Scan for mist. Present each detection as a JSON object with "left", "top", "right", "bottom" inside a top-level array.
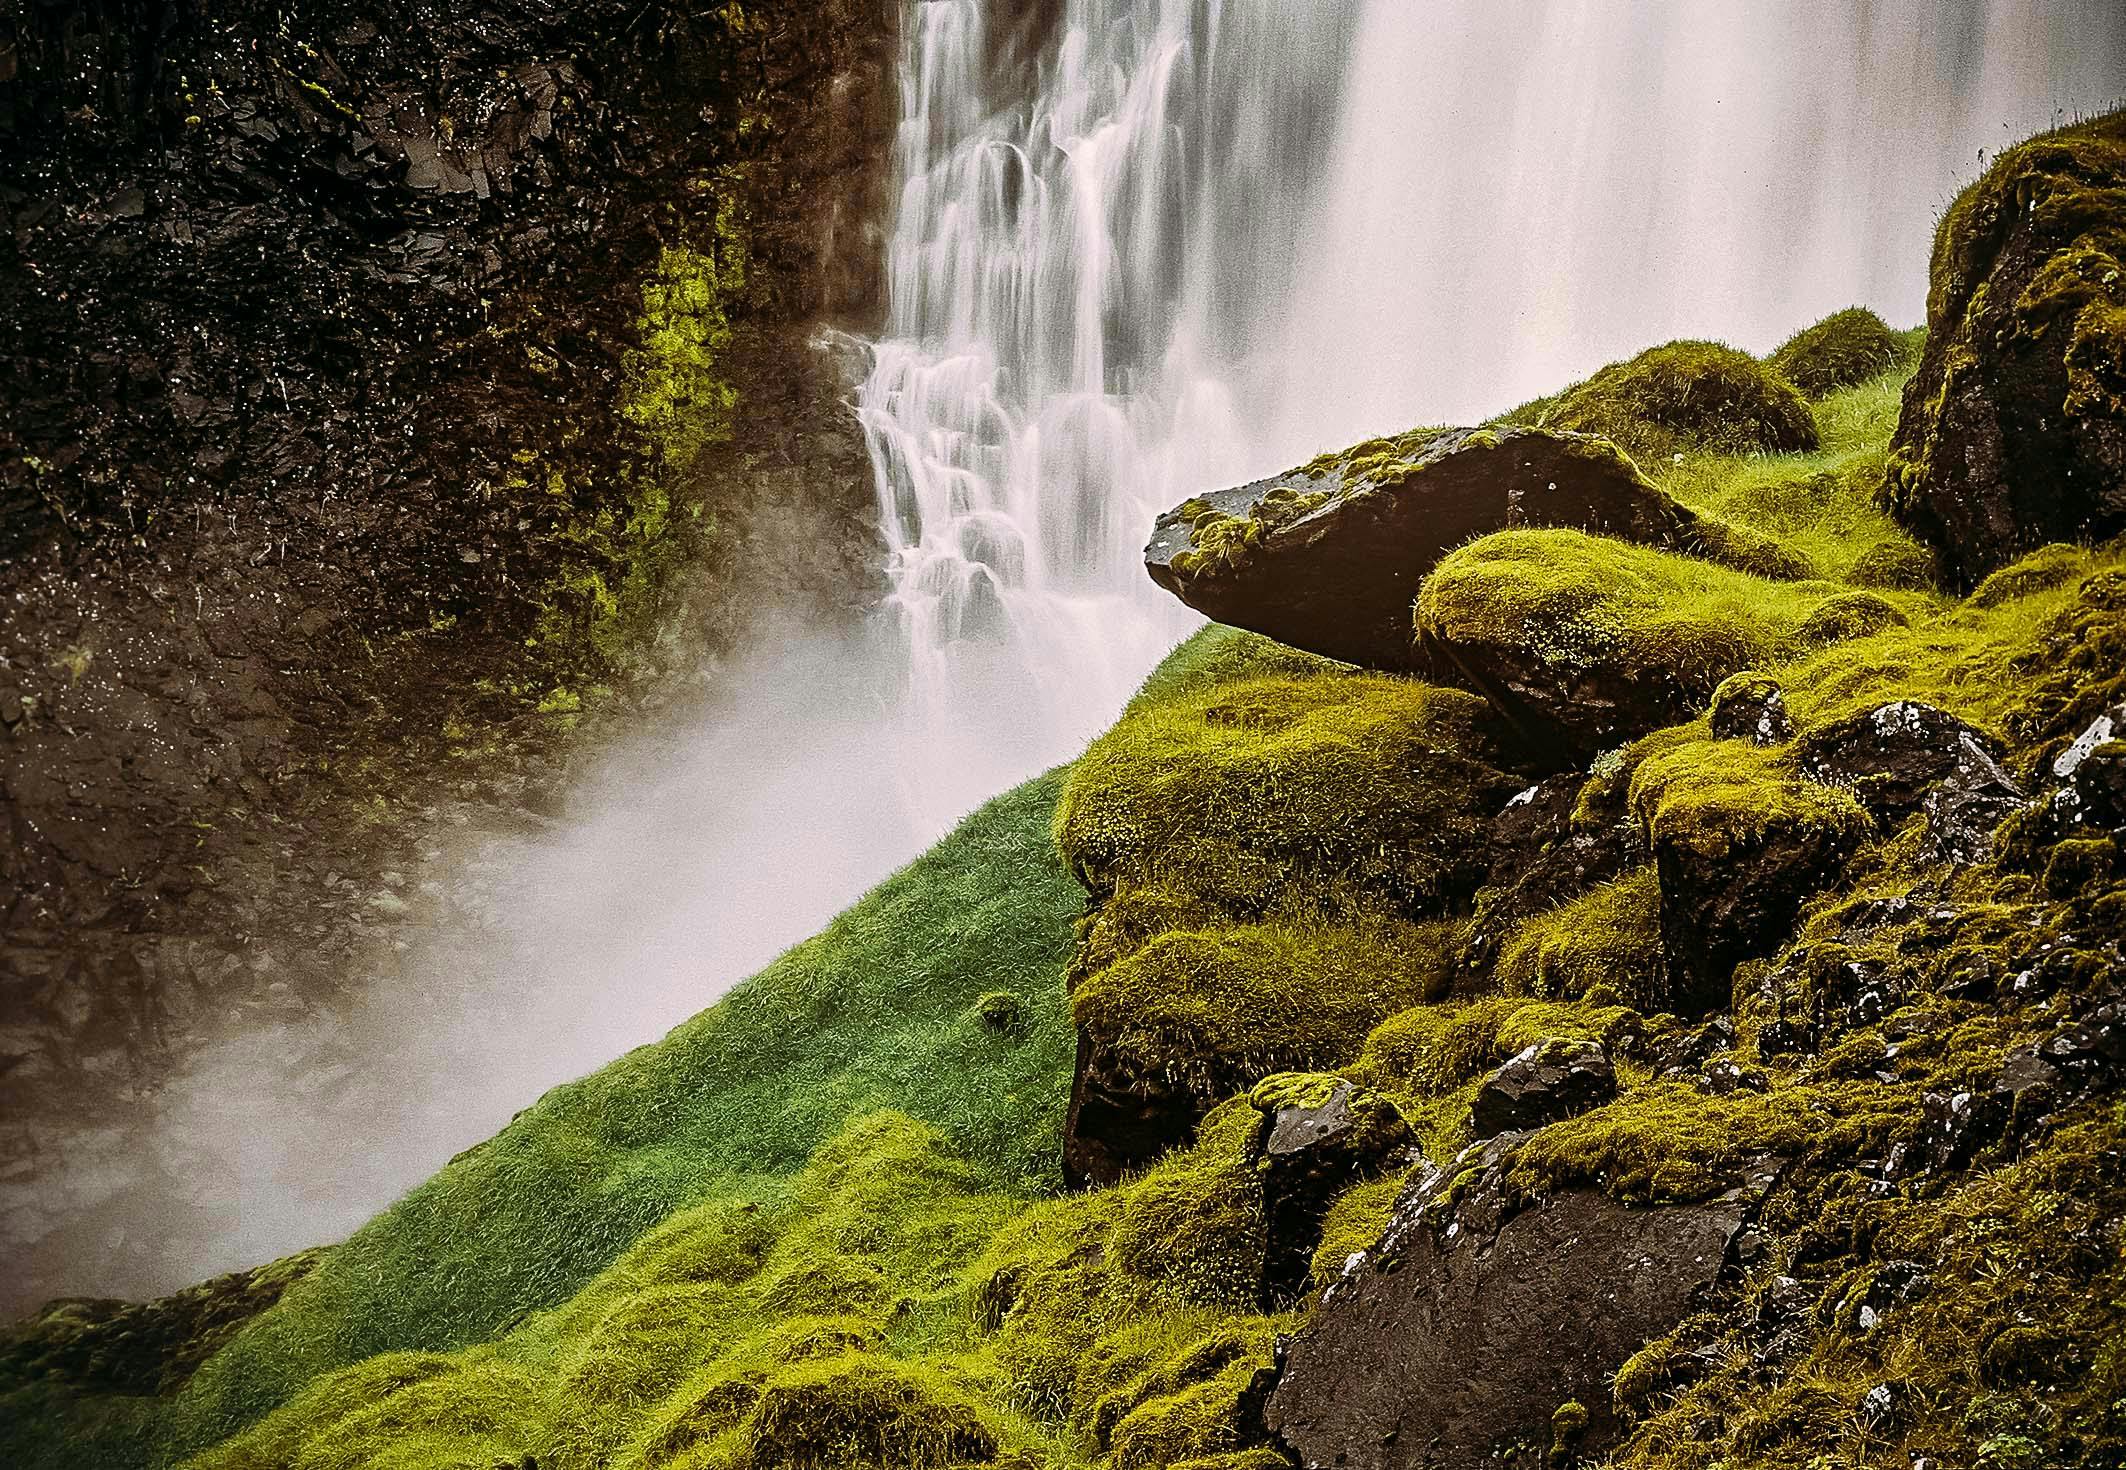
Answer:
[{"left": 2, "top": 620, "right": 1133, "bottom": 1311}]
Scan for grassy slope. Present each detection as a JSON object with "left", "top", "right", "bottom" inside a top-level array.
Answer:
[{"left": 3, "top": 767, "right": 1083, "bottom": 1465}]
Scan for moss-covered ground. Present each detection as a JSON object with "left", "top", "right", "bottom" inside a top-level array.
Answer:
[{"left": 5, "top": 310, "right": 2123, "bottom": 1470}]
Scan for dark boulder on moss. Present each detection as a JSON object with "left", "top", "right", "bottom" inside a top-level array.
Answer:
[
  {"left": 1768, "top": 307, "right": 1911, "bottom": 397},
  {"left": 1248, "top": 1074, "right": 1414, "bottom": 1303},
  {"left": 1630, "top": 744, "right": 1871, "bottom": 1015},
  {"left": 1144, "top": 426, "right": 1720, "bottom": 669},
  {"left": 1267, "top": 1153, "right": 1749, "bottom": 1470},
  {"left": 1537, "top": 339, "right": 1819, "bottom": 459},
  {"left": 1885, "top": 111, "right": 2126, "bottom": 590},
  {"left": 1795, "top": 700, "right": 2024, "bottom": 840},
  {"left": 1470, "top": 1039, "right": 1618, "bottom": 1137}
]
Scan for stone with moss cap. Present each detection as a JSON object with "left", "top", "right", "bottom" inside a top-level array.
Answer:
[
  {"left": 1144, "top": 426, "right": 1734, "bottom": 670},
  {"left": 1885, "top": 109, "right": 2126, "bottom": 590},
  {"left": 1415, "top": 528, "right": 1924, "bottom": 763}
]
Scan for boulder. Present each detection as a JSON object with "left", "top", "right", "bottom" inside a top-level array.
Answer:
[
  {"left": 1707, "top": 672, "right": 1794, "bottom": 746},
  {"left": 1884, "top": 111, "right": 2126, "bottom": 589},
  {"left": 1267, "top": 1154, "right": 1749, "bottom": 1470},
  {"left": 1249, "top": 1074, "right": 1415, "bottom": 1303},
  {"left": 1469, "top": 1040, "right": 1618, "bottom": 1137},
  {"left": 1794, "top": 701, "right": 2022, "bottom": 829},
  {"left": 1144, "top": 426, "right": 1712, "bottom": 670}
]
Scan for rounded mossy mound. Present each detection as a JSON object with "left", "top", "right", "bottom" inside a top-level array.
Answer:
[
  {"left": 1767, "top": 307, "right": 1910, "bottom": 397},
  {"left": 1414, "top": 528, "right": 1919, "bottom": 757},
  {"left": 1055, "top": 673, "right": 1515, "bottom": 914},
  {"left": 1071, "top": 919, "right": 1457, "bottom": 1109},
  {"left": 1494, "top": 867, "right": 1666, "bottom": 1011},
  {"left": 1542, "top": 339, "right": 1819, "bottom": 458}
]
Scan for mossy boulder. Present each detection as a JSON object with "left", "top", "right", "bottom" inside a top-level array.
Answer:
[
  {"left": 1143, "top": 425, "right": 1725, "bottom": 670},
  {"left": 1249, "top": 1074, "right": 1414, "bottom": 1301},
  {"left": 1767, "top": 307, "right": 1912, "bottom": 397},
  {"left": 1885, "top": 110, "right": 2126, "bottom": 589},
  {"left": 1056, "top": 673, "right": 1515, "bottom": 915},
  {"left": 1414, "top": 529, "right": 1915, "bottom": 761},
  {"left": 738, "top": 1353, "right": 998, "bottom": 1468},
  {"left": 1629, "top": 742, "right": 1871, "bottom": 1014},
  {"left": 1538, "top": 339, "right": 1819, "bottom": 459}
]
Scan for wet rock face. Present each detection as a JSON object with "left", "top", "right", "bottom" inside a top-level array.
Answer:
[
  {"left": 1268, "top": 1157, "right": 1747, "bottom": 1470},
  {"left": 1884, "top": 112, "right": 2126, "bottom": 590},
  {"left": 1249, "top": 1076, "right": 1415, "bottom": 1303},
  {"left": 1796, "top": 701, "right": 2023, "bottom": 830},
  {"left": 1470, "top": 1040, "right": 1617, "bottom": 1137},
  {"left": 1144, "top": 427, "right": 1705, "bottom": 670},
  {"left": 1654, "top": 815, "right": 1863, "bottom": 1019},
  {"left": 1462, "top": 777, "right": 1643, "bottom": 981}
]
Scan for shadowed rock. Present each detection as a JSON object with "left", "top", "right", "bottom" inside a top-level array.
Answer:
[
  {"left": 1885, "top": 111, "right": 2126, "bottom": 589},
  {"left": 1248, "top": 1074, "right": 1415, "bottom": 1303},
  {"left": 1144, "top": 427, "right": 1712, "bottom": 669},
  {"left": 1470, "top": 1040, "right": 1617, "bottom": 1137},
  {"left": 1268, "top": 1152, "right": 1751, "bottom": 1470}
]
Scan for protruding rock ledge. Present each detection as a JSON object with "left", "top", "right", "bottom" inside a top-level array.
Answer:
[{"left": 1144, "top": 426, "right": 1718, "bottom": 670}]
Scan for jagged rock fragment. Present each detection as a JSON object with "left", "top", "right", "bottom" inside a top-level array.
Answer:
[
  {"left": 1248, "top": 1074, "right": 1414, "bottom": 1302},
  {"left": 1469, "top": 1040, "right": 1617, "bottom": 1137}
]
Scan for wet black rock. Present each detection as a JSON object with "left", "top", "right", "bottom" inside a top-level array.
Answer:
[
  {"left": 1144, "top": 427, "right": 1713, "bottom": 670},
  {"left": 1461, "top": 776, "right": 1644, "bottom": 981},
  {"left": 1249, "top": 1075, "right": 1415, "bottom": 1303},
  {"left": 1707, "top": 672, "right": 1795, "bottom": 746},
  {"left": 1470, "top": 1040, "right": 1618, "bottom": 1137},
  {"left": 1884, "top": 112, "right": 2126, "bottom": 590},
  {"left": 1795, "top": 701, "right": 2023, "bottom": 828},
  {"left": 1267, "top": 1154, "right": 1749, "bottom": 1470}
]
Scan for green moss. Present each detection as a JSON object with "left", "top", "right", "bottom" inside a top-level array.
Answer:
[
  {"left": 1355, "top": 996, "right": 1644, "bottom": 1120},
  {"left": 1057, "top": 672, "right": 1511, "bottom": 914},
  {"left": 1767, "top": 307, "right": 1912, "bottom": 397},
  {"left": 1495, "top": 867, "right": 1665, "bottom": 1010},
  {"left": 1538, "top": 339, "right": 1818, "bottom": 459},
  {"left": 735, "top": 1353, "right": 998, "bottom": 1469},
  {"left": 1305, "top": 1173, "right": 1404, "bottom": 1290},
  {"left": 1628, "top": 735, "right": 1870, "bottom": 865},
  {"left": 1415, "top": 528, "right": 1923, "bottom": 743},
  {"left": 1073, "top": 918, "right": 1457, "bottom": 1108},
  {"left": 1506, "top": 1079, "right": 1909, "bottom": 1205}
]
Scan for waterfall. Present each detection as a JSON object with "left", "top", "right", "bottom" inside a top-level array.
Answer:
[{"left": 861, "top": 0, "right": 2126, "bottom": 825}]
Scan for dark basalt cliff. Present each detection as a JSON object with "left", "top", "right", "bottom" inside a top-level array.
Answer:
[{"left": 0, "top": 0, "right": 895, "bottom": 1311}]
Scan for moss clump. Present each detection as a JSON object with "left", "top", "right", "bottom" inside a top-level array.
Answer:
[
  {"left": 1057, "top": 672, "right": 1512, "bottom": 914},
  {"left": 1305, "top": 1173, "right": 1405, "bottom": 1290},
  {"left": 1073, "top": 919, "right": 1457, "bottom": 1111},
  {"left": 737, "top": 1353, "right": 998, "bottom": 1469},
  {"left": 1169, "top": 485, "right": 1336, "bottom": 580},
  {"left": 1415, "top": 528, "right": 1921, "bottom": 750},
  {"left": 1495, "top": 867, "right": 1665, "bottom": 1010},
  {"left": 1767, "top": 307, "right": 1911, "bottom": 397},
  {"left": 1540, "top": 339, "right": 1818, "bottom": 458}
]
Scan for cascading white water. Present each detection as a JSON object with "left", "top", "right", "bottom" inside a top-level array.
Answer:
[
  {"left": 862, "top": 1, "right": 2126, "bottom": 815},
  {"left": 857, "top": 0, "right": 1365, "bottom": 823}
]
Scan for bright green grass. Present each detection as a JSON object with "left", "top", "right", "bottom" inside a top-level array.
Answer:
[{"left": 1647, "top": 367, "right": 1936, "bottom": 588}]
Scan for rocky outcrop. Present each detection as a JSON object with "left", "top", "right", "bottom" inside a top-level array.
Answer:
[
  {"left": 1268, "top": 1151, "right": 1751, "bottom": 1470},
  {"left": 1144, "top": 427, "right": 1712, "bottom": 670},
  {"left": 1248, "top": 1074, "right": 1414, "bottom": 1303},
  {"left": 1470, "top": 1040, "right": 1618, "bottom": 1137},
  {"left": 1884, "top": 111, "right": 2126, "bottom": 589},
  {"left": 1795, "top": 700, "right": 2026, "bottom": 858}
]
